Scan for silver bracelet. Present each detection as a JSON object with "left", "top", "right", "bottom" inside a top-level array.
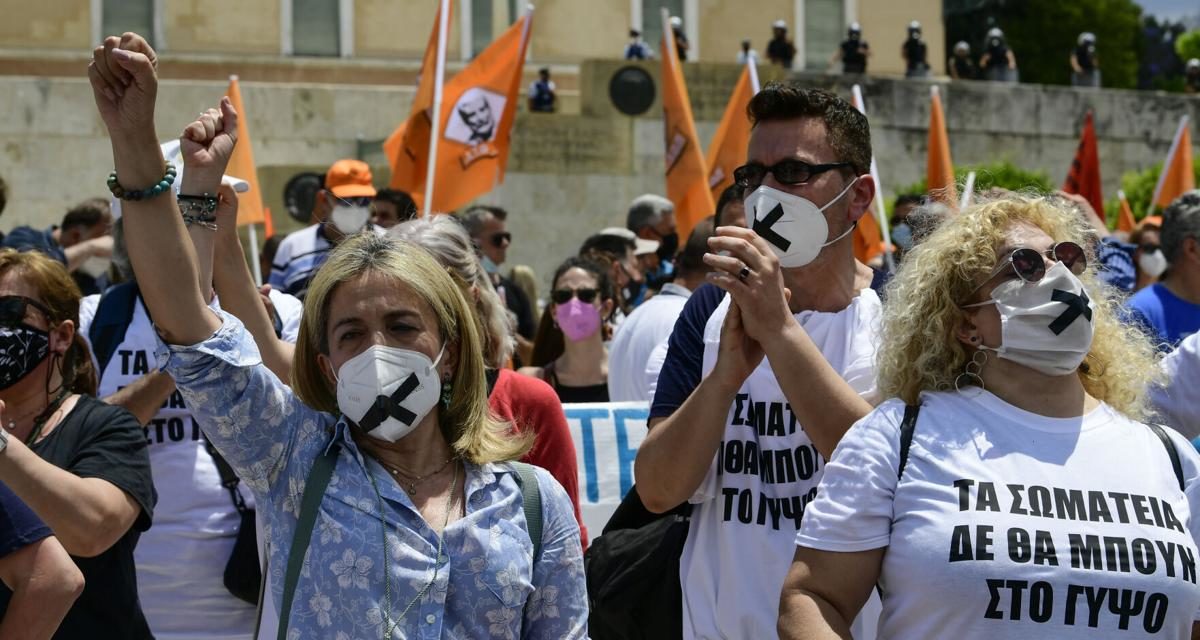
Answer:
[{"left": 182, "top": 213, "right": 218, "bottom": 231}]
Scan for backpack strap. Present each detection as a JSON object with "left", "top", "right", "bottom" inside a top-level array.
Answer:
[
  {"left": 277, "top": 443, "right": 340, "bottom": 640},
  {"left": 509, "top": 462, "right": 543, "bottom": 560},
  {"left": 896, "top": 404, "right": 921, "bottom": 480},
  {"left": 1147, "top": 423, "right": 1186, "bottom": 492},
  {"left": 204, "top": 436, "right": 250, "bottom": 514},
  {"left": 88, "top": 282, "right": 141, "bottom": 376}
]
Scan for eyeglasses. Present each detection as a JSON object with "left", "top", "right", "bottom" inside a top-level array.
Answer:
[
  {"left": 551, "top": 288, "right": 599, "bottom": 305},
  {"left": 336, "top": 196, "right": 373, "bottom": 208},
  {"left": 733, "top": 159, "right": 853, "bottom": 191},
  {"left": 967, "top": 241, "right": 1087, "bottom": 298},
  {"left": 1140, "top": 243, "right": 1160, "bottom": 254},
  {"left": 0, "top": 296, "right": 51, "bottom": 327},
  {"left": 490, "top": 232, "right": 512, "bottom": 248}
]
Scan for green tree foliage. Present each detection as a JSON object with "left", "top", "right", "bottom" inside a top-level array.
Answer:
[
  {"left": 946, "top": 0, "right": 1143, "bottom": 89},
  {"left": 897, "top": 160, "right": 1052, "bottom": 198},
  {"left": 1177, "top": 30, "right": 1200, "bottom": 62}
]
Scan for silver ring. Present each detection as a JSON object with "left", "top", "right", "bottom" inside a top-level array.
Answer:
[{"left": 738, "top": 265, "right": 751, "bottom": 282}]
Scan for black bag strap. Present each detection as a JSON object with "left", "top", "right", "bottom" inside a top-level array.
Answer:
[
  {"left": 896, "top": 404, "right": 921, "bottom": 480},
  {"left": 1147, "top": 423, "right": 1186, "bottom": 492},
  {"left": 277, "top": 444, "right": 340, "bottom": 640},
  {"left": 510, "top": 461, "right": 543, "bottom": 560},
  {"left": 88, "top": 281, "right": 140, "bottom": 376},
  {"left": 203, "top": 436, "right": 249, "bottom": 513}
]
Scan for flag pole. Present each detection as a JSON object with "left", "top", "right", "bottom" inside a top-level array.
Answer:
[
  {"left": 422, "top": 0, "right": 451, "bottom": 217},
  {"left": 851, "top": 84, "right": 895, "bottom": 273},
  {"left": 747, "top": 51, "right": 761, "bottom": 93},
  {"left": 248, "top": 223, "right": 262, "bottom": 286},
  {"left": 960, "top": 171, "right": 976, "bottom": 209}
]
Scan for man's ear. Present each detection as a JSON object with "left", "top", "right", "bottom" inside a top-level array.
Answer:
[{"left": 847, "top": 174, "right": 876, "bottom": 223}]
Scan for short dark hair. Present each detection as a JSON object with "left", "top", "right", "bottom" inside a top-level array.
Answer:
[
  {"left": 714, "top": 184, "right": 743, "bottom": 227},
  {"left": 457, "top": 205, "right": 508, "bottom": 237},
  {"left": 530, "top": 256, "right": 614, "bottom": 367},
  {"left": 375, "top": 188, "right": 417, "bottom": 222},
  {"left": 1161, "top": 190, "right": 1200, "bottom": 263},
  {"left": 676, "top": 217, "right": 713, "bottom": 277},
  {"left": 579, "top": 233, "right": 634, "bottom": 259},
  {"left": 0, "top": 174, "right": 7, "bottom": 217},
  {"left": 61, "top": 198, "right": 111, "bottom": 232},
  {"left": 746, "top": 84, "right": 872, "bottom": 176}
]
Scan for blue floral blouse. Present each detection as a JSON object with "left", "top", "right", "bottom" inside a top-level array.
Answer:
[{"left": 157, "top": 311, "right": 588, "bottom": 639}]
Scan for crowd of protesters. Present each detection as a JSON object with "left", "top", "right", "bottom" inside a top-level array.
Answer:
[{"left": 0, "top": 26, "right": 1196, "bottom": 640}]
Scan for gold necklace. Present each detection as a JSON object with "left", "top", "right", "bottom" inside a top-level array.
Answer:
[{"left": 380, "top": 456, "right": 454, "bottom": 495}]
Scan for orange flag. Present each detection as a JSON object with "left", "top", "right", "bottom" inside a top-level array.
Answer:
[
  {"left": 661, "top": 11, "right": 715, "bottom": 241},
  {"left": 225, "top": 76, "right": 265, "bottom": 225},
  {"left": 927, "top": 86, "right": 957, "bottom": 206},
  {"left": 1152, "top": 115, "right": 1195, "bottom": 210},
  {"left": 1062, "top": 111, "right": 1105, "bottom": 223},
  {"left": 705, "top": 58, "right": 759, "bottom": 203},
  {"left": 1116, "top": 190, "right": 1137, "bottom": 233},
  {"left": 384, "top": 0, "right": 451, "bottom": 208},
  {"left": 849, "top": 85, "right": 889, "bottom": 268},
  {"left": 388, "top": 8, "right": 531, "bottom": 213}
]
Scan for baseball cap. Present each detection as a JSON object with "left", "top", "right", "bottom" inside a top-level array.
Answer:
[
  {"left": 325, "top": 159, "right": 377, "bottom": 199},
  {"left": 599, "top": 226, "right": 659, "bottom": 256}
]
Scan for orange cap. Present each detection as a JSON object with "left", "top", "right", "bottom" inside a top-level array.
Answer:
[
  {"left": 1140, "top": 215, "right": 1163, "bottom": 230},
  {"left": 325, "top": 159, "right": 377, "bottom": 199}
]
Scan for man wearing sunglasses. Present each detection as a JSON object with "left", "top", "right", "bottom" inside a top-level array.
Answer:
[
  {"left": 267, "top": 159, "right": 381, "bottom": 300},
  {"left": 459, "top": 205, "right": 535, "bottom": 366},
  {"left": 1127, "top": 191, "right": 1200, "bottom": 349},
  {"left": 635, "top": 85, "right": 882, "bottom": 639}
]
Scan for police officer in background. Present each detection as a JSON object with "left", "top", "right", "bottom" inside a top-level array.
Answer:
[
  {"left": 902, "top": 21, "right": 929, "bottom": 78},
  {"left": 1186, "top": 59, "right": 1200, "bottom": 94},
  {"left": 670, "top": 15, "right": 690, "bottom": 61},
  {"left": 831, "top": 23, "right": 870, "bottom": 74},
  {"left": 1071, "top": 32, "right": 1100, "bottom": 87},
  {"left": 767, "top": 19, "right": 797, "bottom": 69},
  {"left": 979, "top": 27, "right": 1017, "bottom": 82},
  {"left": 948, "top": 41, "right": 976, "bottom": 80}
]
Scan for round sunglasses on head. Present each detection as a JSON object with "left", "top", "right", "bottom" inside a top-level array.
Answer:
[
  {"left": 0, "top": 296, "right": 51, "bottom": 327},
  {"left": 551, "top": 288, "right": 599, "bottom": 305}
]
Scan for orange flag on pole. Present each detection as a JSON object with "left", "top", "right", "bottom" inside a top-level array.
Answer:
[
  {"left": 1151, "top": 115, "right": 1195, "bottom": 210},
  {"left": 705, "top": 56, "right": 759, "bottom": 203},
  {"left": 388, "top": 6, "right": 531, "bottom": 213},
  {"left": 1062, "top": 111, "right": 1105, "bottom": 223},
  {"left": 927, "top": 86, "right": 957, "bottom": 206},
  {"left": 660, "top": 8, "right": 715, "bottom": 241},
  {"left": 384, "top": 0, "right": 451, "bottom": 211},
  {"left": 850, "top": 84, "right": 891, "bottom": 270},
  {"left": 225, "top": 76, "right": 265, "bottom": 226},
  {"left": 1116, "top": 189, "right": 1137, "bottom": 233}
]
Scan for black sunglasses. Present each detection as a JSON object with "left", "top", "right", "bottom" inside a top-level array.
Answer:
[
  {"left": 1140, "top": 243, "right": 1160, "bottom": 254},
  {"left": 733, "top": 159, "right": 853, "bottom": 191},
  {"left": 490, "top": 232, "right": 512, "bottom": 248},
  {"left": 551, "top": 288, "right": 599, "bottom": 305},
  {"left": 0, "top": 296, "right": 51, "bottom": 327},
  {"left": 967, "top": 241, "right": 1087, "bottom": 299}
]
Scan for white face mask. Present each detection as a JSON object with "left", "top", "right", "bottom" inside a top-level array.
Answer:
[
  {"left": 1138, "top": 249, "right": 1168, "bottom": 279},
  {"left": 743, "top": 178, "right": 859, "bottom": 268},
  {"left": 966, "top": 261, "right": 1096, "bottom": 376},
  {"left": 330, "top": 205, "right": 371, "bottom": 235},
  {"left": 335, "top": 344, "right": 446, "bottom": 442},
  {"left": 78, "top": 255, "right": 111, "bottom": 279}
]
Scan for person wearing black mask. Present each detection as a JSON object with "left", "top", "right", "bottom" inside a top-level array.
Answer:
[
  {"left": 979, "top": 27, "right": 1017, "bottom": 82},
  {"left": 902, "top": 21, "right": 929, "bottom": 78},
  {"left": 627, "top": 194, "right": 678, "bottom": 291},
  {"left": 948, "top": 41, "right": 975, "bottom": 80},
  {"left": 831, "top": 23, "right": 870, "bottom": 74},
  {"left": 1071, "top": 32, "right": 1100, "bottom": 87}
]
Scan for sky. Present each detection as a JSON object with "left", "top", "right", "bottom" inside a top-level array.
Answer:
[{"left": 1138, "top": 0, "right": 1200, "bottom": 24}]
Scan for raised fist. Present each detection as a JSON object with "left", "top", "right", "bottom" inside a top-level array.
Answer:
[
  {"left": 180, "top": 98, "right": 239, "bottom": 193},
  {"left": 88, "top": 33, "right": 159, "bottom": 136}
]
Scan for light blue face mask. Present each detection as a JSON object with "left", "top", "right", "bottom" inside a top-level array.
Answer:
[
  {"left": 480, "top": 255, "right": 500, "bottom": 275},
  {"left": 892, "top": 223, "right": 914, "bottom": 251}
]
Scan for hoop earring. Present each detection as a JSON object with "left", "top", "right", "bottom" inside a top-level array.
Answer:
[{"left": 954, "top": 349, "right": 988, "bottom": 392}]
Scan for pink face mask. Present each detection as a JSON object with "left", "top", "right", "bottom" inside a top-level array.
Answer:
[{"left": 555, "top": 299, "right": 602, "bottom": 342}]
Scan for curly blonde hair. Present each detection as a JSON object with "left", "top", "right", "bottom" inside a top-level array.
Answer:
[{"left": 877, "top": 194, "right": 1162, "bottom": 420}]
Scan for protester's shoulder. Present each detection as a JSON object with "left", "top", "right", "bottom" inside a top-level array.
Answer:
[
  {"left": 277, "top": 224, "right": 320, "bottom": 252},
  {"left": 680, "top": 282, "right": 725, "bottom": 322},
  {"left": 68, "top": 395, "right": 142, "bottom": 436},
  {"left": 78, "top": 293, "right": 102, "bottom": 333},
  {"left": 267, "top": 288, "right": 304, "bottom": 317},
  {"left": 1, "top": 226, "right": 42, "bottom": 247},
  {"left": 1127, "top": 284, "right": 1167, "bottom": 317},
  {"left": 497, "top": 368, "right": 560, "bottom": 408}
]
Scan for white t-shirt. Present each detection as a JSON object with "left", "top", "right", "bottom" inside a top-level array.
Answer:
[
  {"left": 797, "top": 390, "right": 1200, "bottom": 640},
  {"left": 682, "top": 289, "right": 881, "bottom": 639},
  {"left": 1152, "top": 332, "right": 1200, "bottom": 441},
  {"left": 608, "top": 283, "right": 691, "bottom": 402},
  {"left": 80, "top": 289, "right": 302, "bottom": 640}
]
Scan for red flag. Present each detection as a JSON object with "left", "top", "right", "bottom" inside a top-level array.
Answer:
[{"left": 1062, "top": 111, "right": 1105, "bottom": 222}]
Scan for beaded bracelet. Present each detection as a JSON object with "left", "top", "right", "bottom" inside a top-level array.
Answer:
[{"left": 107, "top": 163, "right": 177, "bottom": 201}]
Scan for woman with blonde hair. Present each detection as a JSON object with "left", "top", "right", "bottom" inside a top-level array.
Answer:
[
  {"left": 780, "top": 194, "right": 1200, "bottom": 639},
  {"left": 88, "top": 33, "right": 585, "bottom": 639}
]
